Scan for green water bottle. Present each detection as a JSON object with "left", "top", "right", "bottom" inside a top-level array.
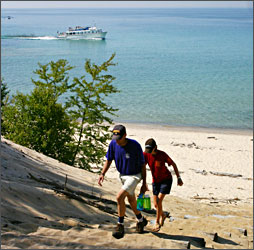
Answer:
[
  {"left": 137, "top": 193, "right": 144, "bottom": 211},
  {"left": 143, "top": 194, "right": 151, "bottom": 210}
]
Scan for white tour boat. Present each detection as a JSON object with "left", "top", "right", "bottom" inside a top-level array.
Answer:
[{"left": 57, "top": 26, "right": 107, "bottom": 40}]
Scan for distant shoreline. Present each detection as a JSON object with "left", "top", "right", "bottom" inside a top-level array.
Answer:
[
  {"left": 105, "top": 120, "right": 253, "bottom": 204},
  {"left": 112, "top": 120, "right": 253, "bottom": 136}
]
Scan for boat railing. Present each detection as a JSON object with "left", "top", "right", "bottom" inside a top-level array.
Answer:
[{"left": 59, "top": 25, "right": 105, "bottom": 36}]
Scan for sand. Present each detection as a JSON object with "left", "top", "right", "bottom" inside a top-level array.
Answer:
[{"left": 1, "top": 123, "right": 253, "bottom": 249}]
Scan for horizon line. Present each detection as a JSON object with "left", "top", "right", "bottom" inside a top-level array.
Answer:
[{"left": 2, "top": 6, "right": 252, "bottom": 9}]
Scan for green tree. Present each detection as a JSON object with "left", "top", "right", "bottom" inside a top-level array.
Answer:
[
  {"left": 1, "top": 78, "right": 10, "bottom": 134},
  {"left": 2, "top": 55, "right": 119, "bottom": 170},
  {"left": 2, "top": 60, "right": 76, "bottom": 164},
  {"left": 32, "top": 59, "right": 73, "bottom": 99},
  {"left": 1, "top": 78, "right": 10, "bottom": 107},
  {"left": 68, "top": 53, "right": 119, "bottom": 170}
]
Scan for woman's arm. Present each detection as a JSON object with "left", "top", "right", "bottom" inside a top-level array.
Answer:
[{"left": 171, "top": 161, "right": 183, "bottom": 186}]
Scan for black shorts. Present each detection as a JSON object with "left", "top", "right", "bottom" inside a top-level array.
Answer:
[{"left": 152, "top": 178, "right": 173, "bottom": 196}]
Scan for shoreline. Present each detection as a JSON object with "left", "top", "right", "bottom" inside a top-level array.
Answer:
[
  {"left": 106, "top": 121, "right": 253, "bottom": 204},
  {"left": 112, "top": 120, "right": 253, "bottom": 136}
]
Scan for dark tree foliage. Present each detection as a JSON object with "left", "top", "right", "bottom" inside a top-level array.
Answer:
[
  {"left": 2, "top": 60, "right": 76, "bottom": 164},
  {"left": 1, "top": 78, "right": 10, "bottom": 134},
  {"left": 2, "top": 55, "right": 119, "bottom": 170}
]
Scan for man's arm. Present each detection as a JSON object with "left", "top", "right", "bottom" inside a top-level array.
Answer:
[
  {"left": 98, "top": 160, "right": 112, "bottom": 186},
  {"left": 140, "top": 163, "right": 149, "bottom": 193}
]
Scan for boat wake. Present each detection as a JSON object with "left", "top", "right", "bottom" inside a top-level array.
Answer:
[
  {"left": 2, "top": 35, "right": 58, "bottom": 40},
  {"left": 2, "top": 35, "right": 105, "bottom": 41},
  {"left": 26, "top": 36, "right": 58, "bottom": 40}
]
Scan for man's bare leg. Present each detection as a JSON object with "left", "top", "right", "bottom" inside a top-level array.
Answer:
[{"left": 116, "top": 189, "right": 129, "bottom": 217}]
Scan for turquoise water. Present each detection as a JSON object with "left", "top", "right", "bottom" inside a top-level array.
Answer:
[{"left": 1, "top": 8, "right": 253, "bottom": 130}]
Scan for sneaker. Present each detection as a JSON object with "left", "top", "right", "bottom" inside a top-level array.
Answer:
[
  {"left": 112, "top": 223, "right": 124, "bottom": 239},
  {"left": 136, "top": 217, "right": 148, "bottom": 233}
]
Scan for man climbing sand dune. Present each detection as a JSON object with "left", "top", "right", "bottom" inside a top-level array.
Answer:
[{"left": 98, "top": 124, "right": 149, "bottom": 239}]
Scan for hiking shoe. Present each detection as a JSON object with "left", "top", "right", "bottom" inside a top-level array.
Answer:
[
  {"left": 112, "top": 223, "right": 124, "bottom": 239},
  {"left": 136, "top": 217, "right": 148, "bottom": 233}
]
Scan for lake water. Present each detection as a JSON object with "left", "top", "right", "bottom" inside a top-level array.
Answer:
[{"left": 1, "top": 8, "right": 253, "bottom": 130}]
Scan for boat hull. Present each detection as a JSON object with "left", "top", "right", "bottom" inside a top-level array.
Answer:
[{"left": 57, "top": 32, "right": 107, "bottom": 40}]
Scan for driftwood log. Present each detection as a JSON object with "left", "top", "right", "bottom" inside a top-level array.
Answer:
[{"left": 209, "top": 171, "right": 242, "bottom": 178}]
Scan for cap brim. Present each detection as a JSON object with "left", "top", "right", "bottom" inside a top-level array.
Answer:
[
  {"left": 112, "top": 134, "right": 122, "bottom": 140},
  {"left": 145, "top": 147, "right": 153, "bottom": 153}
]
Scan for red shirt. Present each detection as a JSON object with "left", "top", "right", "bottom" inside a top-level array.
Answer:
[{"left": 144, "top": 150, "right": 173, "bottom": 183}]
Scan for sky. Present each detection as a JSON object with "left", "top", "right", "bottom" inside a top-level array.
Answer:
[{"left": 1, "top": 1, "right": 253, "bottom": 9}]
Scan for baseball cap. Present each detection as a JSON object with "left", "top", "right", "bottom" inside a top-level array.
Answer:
[
  {"left": 145, "top": 138, "right": 156, "bottom": 153},
  {"left": 112, "top": 124, "right": 126, "bottom": 140}
]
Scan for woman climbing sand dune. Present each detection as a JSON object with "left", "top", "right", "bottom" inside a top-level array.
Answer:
[{"left": 143, "top": 138, "right": 183, "bottom": 232}]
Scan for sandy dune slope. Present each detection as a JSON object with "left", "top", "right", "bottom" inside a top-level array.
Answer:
[{"left": 1, "top": 124, "right": 253, "bottom": 249}]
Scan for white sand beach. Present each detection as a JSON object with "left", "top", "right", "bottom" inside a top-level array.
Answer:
[{"left": 1, "top": 123, "right": 253, "bottom": 249}]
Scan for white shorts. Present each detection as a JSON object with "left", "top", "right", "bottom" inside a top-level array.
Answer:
[{"left": 119, "top": 173, "right": 142, "bottom": 196}]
